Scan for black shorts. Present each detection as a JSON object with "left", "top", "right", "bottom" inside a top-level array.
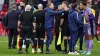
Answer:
[
  {"left": 20, "top": 26, "right": 32, "bottom": 39},
  {"left": 62, "top": 25, "right": 70, "bottom": 37},
  {"left": 34, "top": 26, "right": 45, "bottom": 38}
]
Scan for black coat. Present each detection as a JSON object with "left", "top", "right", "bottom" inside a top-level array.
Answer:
[{"left": 6, "top": 10, "right": 20, "bottom": 29}]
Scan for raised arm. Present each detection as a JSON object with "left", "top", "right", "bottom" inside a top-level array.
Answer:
[{"left": 48, "top": 10, "right": 64, "bottom": 15}]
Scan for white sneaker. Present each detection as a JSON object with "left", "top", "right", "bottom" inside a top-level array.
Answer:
[
  {"left": 98, "top": 41, "right": 100, "bottom": 43},
  {"left": 32, "top": 49, "right": 36, "bottom": 53},
  {"left": 68, "top": 52, "right": 74, "bottom": 55},
  {"left": 86, "top": 52, "right": 91, "bottom": 55},
  {"left": 44, "top": 40, "right": 46, "bottom": 44},
  {"left": 76, "top": 45, "right": 78, "bottom": 48},
  {"left": 79, "top": 50, "right": 84, "bottom": 53},
  {"left": 73, "top": 51, "right": 80, "bottom": 55},
  {"left": 22, "top": 45, "right": 26, "bottom": 48},
  {"left": 37, "top": 49, "right": 42, "bottom": 53}
]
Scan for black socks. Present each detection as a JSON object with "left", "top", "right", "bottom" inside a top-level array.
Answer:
[
  {"left": 19, "top": 39, "right": 23, "bottom": 51},
  {"left": 40, "top": 40, "right": 44, "bottom": 52},
  {"left": 26, "top": 40, "right": 30, "bottom": 52},
  {"left": 34, "top": 40, "right": 37, "bottom": 51},
  {"left": 64, "top": 39, "right": 67, "bottom": 52}
]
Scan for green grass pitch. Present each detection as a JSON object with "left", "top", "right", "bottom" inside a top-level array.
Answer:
[{"left": 0, "top": 36, "right": 100, "bottom": 56}]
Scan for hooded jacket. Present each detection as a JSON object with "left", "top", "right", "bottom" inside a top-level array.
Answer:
[{"left": 68, "top": 8, "right": 84, "bottom": 34}]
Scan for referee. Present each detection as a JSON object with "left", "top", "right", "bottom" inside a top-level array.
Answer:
[
  {"left": 32, "top": 4, "right": 45, "bottom": 53},
  {"left": 55, "top": 4, "right": 63, "bottom": 52},
  {"left": 17, "top": 5, "right": 36, "bottom": 54}
]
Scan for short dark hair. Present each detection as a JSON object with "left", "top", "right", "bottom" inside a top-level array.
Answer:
[
  {"left": 62, "top": 1, "right": 68, "bottom": 6},
  {"left": 80, "top": 1, "right": 87, "bottom": 6},
  {"left": 72, "top": 3, "right": 77, "bottom": 9},
  {"left": 12, "top": 4, "right": 17, "bottom": 9},
  {"left": 47, "top": 2, "right": 53, "bottom": 7},
  {"left": 62, "top": 1, "right": 68, "bottom": 5}
]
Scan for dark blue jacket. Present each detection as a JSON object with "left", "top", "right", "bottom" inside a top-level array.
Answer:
[
  {"left": 68, "top": 9, "right": 84, "bottom": 34},
  {"left": 79, "top": 10, "right": 84, "bottom": 22},
  {"left": 78, "top": 10, "right": 84, "bottom": 28},
  {"left": 6, "top": 10, "right": 20, "bottom": 29},
  {"left": 45, "top": 8, "right": 64, "bottom": 29}
]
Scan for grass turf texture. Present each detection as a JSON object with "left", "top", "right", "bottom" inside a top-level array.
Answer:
[{"left": 0, "top": 36, "right": 100, "bottom": 56}]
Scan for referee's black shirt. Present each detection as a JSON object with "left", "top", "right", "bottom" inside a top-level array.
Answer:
[
  {"left": 33, "top": 10, "right": 45, "bottom": 26},
  {"left": 19, "top": 11, "right": 34, "bottom": 27}
]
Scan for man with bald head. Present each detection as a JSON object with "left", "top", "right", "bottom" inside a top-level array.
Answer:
[{"left": 32, "top": 4, "right": 45, "bottom": 54}]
